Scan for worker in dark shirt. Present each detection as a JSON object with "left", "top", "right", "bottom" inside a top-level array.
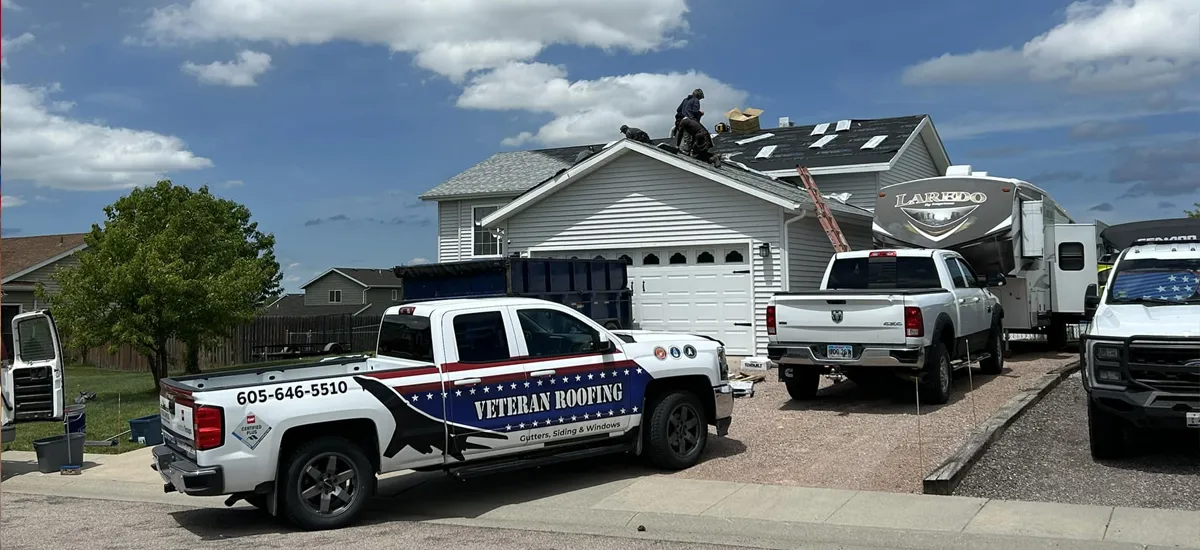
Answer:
[
  {"left": 619, "top": 125, "right": 652, "bottom": 144},
  {"left": 676, "top": 117, "right": 714, "bottom": 160},
  {"left": 676, "top": 89, "right": 704, "bottom": 123}
]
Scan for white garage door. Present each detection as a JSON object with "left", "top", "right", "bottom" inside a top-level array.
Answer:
[{"left": 540, "top": 246, "right": 755, "bottom": 355}]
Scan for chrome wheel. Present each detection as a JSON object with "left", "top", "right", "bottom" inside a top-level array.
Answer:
[
  {"left": 297, "top": 452, "right": 358, "bottom": 517},
  {"left": 667, "top": 403, "right": 702, "bottom": 457}
]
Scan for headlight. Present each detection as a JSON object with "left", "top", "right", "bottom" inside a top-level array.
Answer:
[
  {"left": 1094, "top": 345, "right": 1122, "bottom": 362},
  {"left": 1095, "top": 368, "right": 1123, "bottom": 384}
]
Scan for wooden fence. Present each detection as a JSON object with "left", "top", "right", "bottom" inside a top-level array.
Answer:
[{"left": 81, "top": 313, "right": 382, "bottom": 372}]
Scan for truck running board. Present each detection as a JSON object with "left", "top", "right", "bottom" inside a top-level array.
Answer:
[{"left": 448, "top": 442, "right": 633, "bottom": 481}]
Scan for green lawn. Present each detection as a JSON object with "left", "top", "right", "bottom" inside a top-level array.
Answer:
[{"left": 3, "top": 355, "right": 351, "bottom": 454}]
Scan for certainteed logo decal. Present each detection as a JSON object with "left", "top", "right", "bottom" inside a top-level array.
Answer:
[{"left": 894, "top": 191, "right": 988, "bottom": 242}]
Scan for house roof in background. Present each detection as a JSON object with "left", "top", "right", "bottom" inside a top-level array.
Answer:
[
  {"left": 260, "top": 294, "right": 370, "bottom": 317},
  {"left": 419, "top": 114, "right": 944, "bottom": 200},
  {"left": 1, "top": 233, "right": 89, "bottom": 283},
  {"left": 299, "top": 267, "right": 403, "bottom": 289}
]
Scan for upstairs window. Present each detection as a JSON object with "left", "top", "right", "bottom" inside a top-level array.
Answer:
[
  {"left": 472, "top": 206, "right": 502, "bottom": 256},
  {"left": 329, "top": 290, "right": 342, "bottom": 303}
]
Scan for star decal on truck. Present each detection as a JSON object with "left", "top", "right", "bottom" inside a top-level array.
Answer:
[{"left": 354, "top": 376, "right": 506, "bottom": 462}]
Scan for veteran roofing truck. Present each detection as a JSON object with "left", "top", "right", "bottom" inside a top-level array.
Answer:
[{"left": 873, "top": 165, "right": 1099, "bottom": 347}]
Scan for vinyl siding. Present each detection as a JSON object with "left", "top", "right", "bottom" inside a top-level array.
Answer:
[
  {"left": 303, "top": 273, "right": 366, "bottom": 306},
  {"left": 436, "top": 197, "right": 518, "bottom": 262},
  {"left": 879, "top": 133, "right": 941, "bottom": 188},
  {"left": 365, "top": 287, "right": 401, "bottom": 307},
  {"left": 2, "top": 291, "right": 37, "bottom": 311},
  {"left": 500, "top": 152, "right": 786, "bottom": 356},
  {"left": 13, "top": 255, "right": 81, "bottom": 295},
  {"left": 779, "top": 172, "right": 880, "bottom": 210}
]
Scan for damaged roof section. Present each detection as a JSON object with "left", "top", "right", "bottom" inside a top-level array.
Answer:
[{"left": 710, "top": 115, "right": 927, "bottom": 171}]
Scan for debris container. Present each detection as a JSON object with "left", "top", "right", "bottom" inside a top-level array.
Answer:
[
  {"left": 32, "top": 433, "right": 85, "bottom": 473},
  {"left": 64, "top": 403, "right": 86, "bottom": 435},
  {"left": 128, "top": 414, "right": 163, "bottom": 446}
]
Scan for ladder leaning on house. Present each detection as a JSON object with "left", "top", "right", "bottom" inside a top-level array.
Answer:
[{"left": 796, "top": 165, "right": 851, "bottom": 253}]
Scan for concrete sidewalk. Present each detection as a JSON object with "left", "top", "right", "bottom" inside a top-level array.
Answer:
[{"left": 3, "top": 449, "right": 1198, "bottom": 549}]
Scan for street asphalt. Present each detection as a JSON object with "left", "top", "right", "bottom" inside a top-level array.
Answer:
[{"left": 955, "top": 374, "right": 1200, "bottom": 510}]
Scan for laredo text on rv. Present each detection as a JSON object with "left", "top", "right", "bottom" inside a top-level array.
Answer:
[{"left": 873, "top": 165, "right": 1099, "bottom": 347}]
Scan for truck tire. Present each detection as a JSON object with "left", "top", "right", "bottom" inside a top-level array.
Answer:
[
  {"left": 644, "top": 390, "right": 708, "bottom": 470},
  {"left": 1088, "top": 400, "right": 1125, "bottom": 460},
  {"left": 281, "top": 436, "right": 376, "bottom": 531},
  {"left": 784, "top": 368, "right": 820, "bottom": 400},
  {"left": 919, "top": 342, "right": 953, "bottom": 405},
  {"left": 979, "top": 322, "right": 1004, "bottom": 375}
]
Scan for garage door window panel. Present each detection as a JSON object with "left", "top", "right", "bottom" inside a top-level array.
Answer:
[
  {"left": 724, "top": 250, "right": 745, "bottom": 264},
  {"left": 643, "top": 253, "right": 660, "bottom": 265},
  {"left": 518, "top": 308, "right": 604, "bottom": 358},
  {"left": 697, "top": 251, "right": 715, "bottom": 264},
  {"left": 453, "top": 311, "right": 512, "bottom": 363},
  {"left": 669, "top": 252, "right": 688, "bottom": 265}
]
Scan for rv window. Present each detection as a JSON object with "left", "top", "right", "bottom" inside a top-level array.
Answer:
[
  {"left": 1059, "top": 242, "right": 1086, "bottom": 271},
  {"left": 377, "top": 314, "right": 435, "bottom": 363},
  {"left": 827, "top": 256, "right": 941, "bottom": 290}
]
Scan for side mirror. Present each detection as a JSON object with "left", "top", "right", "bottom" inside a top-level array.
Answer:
[
  {"left": 595, "top": 331, "right": 614, "bottom": 353},
  {"left": 977, "top": 273, "right": 1006, "bottom": 287},
  {"left": 1084, "top": 286, "right": 1100, "bottom": 319}
]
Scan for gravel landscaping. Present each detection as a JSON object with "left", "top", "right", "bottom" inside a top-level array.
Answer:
[
  {"left": 659, "top": 344, "right": 1079, "bottom": 494},
  {"left": 954, "top": 374, "right": 1200, "bottom": 510}
]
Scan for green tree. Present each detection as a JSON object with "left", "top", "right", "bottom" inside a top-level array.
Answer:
[
  {"left": 1187, "top": 203, "right": 1199, "bottom": 218},
  {"left": 39, "top": 180, "right": 282, "bottom": 388}
]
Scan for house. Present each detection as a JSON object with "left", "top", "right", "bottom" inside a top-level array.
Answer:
[
  {"left": 1, "top": 232, "right": 89, "bottom": 355},
  {"left": 418, "top": 114, "right": 952, "bottom": 356},
  {"left": 261, "top": 267, "right": 404, "bottom": 317}
]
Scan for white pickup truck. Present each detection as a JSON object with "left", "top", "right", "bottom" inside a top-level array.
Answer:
[
  {"left": 767, "top": 249, "right": 1005, "bottom": 404},
  {"left": 153, "top": 297, "right": 733, "bottom": 530},
  {"left": 2, "top": 310, "right": 67, "bottom": 445}
]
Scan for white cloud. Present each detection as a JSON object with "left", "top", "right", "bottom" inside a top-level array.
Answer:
[
  {"left": 409, "top": 257, "right": 430, "bottom": 265},
  {"left": 223, "top": 179, "right": 244, "bottom": 187},
  {"left": 902, "top": 0, "right": 1200, "bottom": 92},
  {"left": 2, "top": 0, "right": 23, "bottom": 11},
  {"left": 1, "top": 32, "right": 35, "bottom": 69},
  {"left": 1, "top": 195, "right": 26, "bottom": 208},
  {"left": 143, "top": 0, "right": 689, "bottom": 82},
  {"left": 1, "top": 34, "right": 213, "bottom": 190},
  {"left": 182, "top": 50, "right": 272, "bottom": 87},
  {"left": 458, "top": 62, "right": 748, "bottom": 146},
  {"left": 939, "top": 101, "right": 1200, "bottom": 140}
]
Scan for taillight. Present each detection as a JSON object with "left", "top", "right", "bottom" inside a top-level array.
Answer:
[
  {"left": 869, "top": 251, "right": 897, "bottom": 258},
  {"left": 904, "top": 307, "right": 924, "bottom": 338},
  {"left": 194, "top": 405, "right": 225, "bottom": 451},
  {"left": 766, "top": 305, "right": 777, "bottom": 335}
]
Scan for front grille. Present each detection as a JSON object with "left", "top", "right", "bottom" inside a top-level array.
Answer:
[
  {"left": 1128, "top": 346, "right": 1200, "bottom": 367},
  {"left": 1127, "top": 344, "right": 1200, "bottom": 394},
  {"left": 11, "top": 366, "right": 54, "bottom": 419}
]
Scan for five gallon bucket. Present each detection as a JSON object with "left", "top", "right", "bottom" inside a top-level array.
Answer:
[
  {"left": 128, "top": 414, "right": 163, "bottom": 446},
  {"left": 65, "top": 403, "right": 86, "bottom": 435},
  {"left": 32, "top": 433, "right": 85, "bottom": 473}
]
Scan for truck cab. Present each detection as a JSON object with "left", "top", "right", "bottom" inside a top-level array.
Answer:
[
  {"left": 1, "top": 310, "right": 66, "bottom": 444},
  {"left": 1080, "top": 236, "right": 1200, "bottom": 459}
]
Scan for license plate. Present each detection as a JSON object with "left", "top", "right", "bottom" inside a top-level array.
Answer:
[
  {"left": 827, "top": 345, "right": 854, "bottom": 359},
  {"left": 1187, "top": 412, "right": 1200, "bottom": 429}
]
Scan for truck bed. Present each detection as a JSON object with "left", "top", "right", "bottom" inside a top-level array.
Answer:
[{"left": 161, "top": 355, "right": 422, "bottom": 393}]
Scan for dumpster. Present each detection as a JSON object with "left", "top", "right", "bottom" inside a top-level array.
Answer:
[{"left": 128, "top": 414, "right": 163, "bottom": 445}]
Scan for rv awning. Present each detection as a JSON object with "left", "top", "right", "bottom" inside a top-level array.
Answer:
[{"left": 1099, "top": 218, "right": 1200, "bottom": 250}]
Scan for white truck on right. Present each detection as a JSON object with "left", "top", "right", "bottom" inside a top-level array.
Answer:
[{"left": 1080, "top": 231, "right": 1200, "bottom": 459}]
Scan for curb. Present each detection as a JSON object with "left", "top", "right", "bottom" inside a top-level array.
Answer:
[{"left": 923, "top": 361, "right": 1081, "bottom": 496}]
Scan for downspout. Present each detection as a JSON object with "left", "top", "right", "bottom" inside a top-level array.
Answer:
[{"left": 782, "top": 206, "right": 809, "bottom": 292}]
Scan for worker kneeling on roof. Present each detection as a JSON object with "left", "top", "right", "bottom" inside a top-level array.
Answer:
[
  {"left": 620, "top": 125, "right": 652, "bottom": 144},
  {"left": 676, "top": 117, "right": 714, "bottom": 159}
]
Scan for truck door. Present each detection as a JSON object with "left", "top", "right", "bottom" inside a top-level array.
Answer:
[
  {"left": 509, "top": 305, "right": 631, "bottom": 443},
  {"left": 2, "top": 311, "right": 66, "bottom": 423},
  {"left": 946, "top": 258, "right": 989, "bottom": 350},
  {"left": 442, "top": 307, "right": 530, "bottom": 460}
]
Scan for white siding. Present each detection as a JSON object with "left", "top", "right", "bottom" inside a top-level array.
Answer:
[
  {"left": 436, "top": 197, "right": 517, "bottom": 262},
  {"left": 879, "top": 133, "right": 941, "bottom": 188},
  {"left": 503, "top": 153, "right": 786, "bottom": 356},
  {"left": 780, "top": 172, "right": 880, "bottom": 210}
]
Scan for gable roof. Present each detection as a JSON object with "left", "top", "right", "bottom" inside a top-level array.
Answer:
[
  {"left": 419, "top": 114, "right": 948, "bottom": 201},
  {"left": 1, "top": 233, "right": 89, "bottom": 283},
  {"left": 481, "top": 139, "right": 873, "bottom": 227},
  {"left": 260, "top": 294, "right": 373, "bottom": 317},
  {"left": 298, "top": 267, "right": 403, "bottom": 289}
]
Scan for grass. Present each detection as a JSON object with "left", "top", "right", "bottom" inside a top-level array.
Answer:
[{"left": 2, "top": 354, "right": 349, "bottom": 455}]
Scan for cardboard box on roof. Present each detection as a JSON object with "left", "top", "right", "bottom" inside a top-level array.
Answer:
[{"left": 724, "top": 107, "right": 764, "bottom": 134}]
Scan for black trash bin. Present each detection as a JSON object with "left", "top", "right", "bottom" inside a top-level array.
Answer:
[{"left": 32, "top": 433, "right": 85, "bottom": 473}]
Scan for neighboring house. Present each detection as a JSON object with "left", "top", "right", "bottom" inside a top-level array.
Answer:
[
  {"left": 418, "top": 114, "right": 952, "bottom": 356},
  {"left": 260, "top": 267, "right": 404, "bottom": 317},
  {"left": 1, "top": 233, "right": 89, "bottom": 356}
]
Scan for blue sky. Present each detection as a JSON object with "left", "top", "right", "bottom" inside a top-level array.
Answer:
[{"left": 2, "top": 0, "right": 1198, "bottom": 291}]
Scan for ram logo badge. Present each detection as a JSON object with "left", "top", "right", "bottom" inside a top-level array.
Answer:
[{"left": 831, "top": 310, "right": 844, "bottom": 323}]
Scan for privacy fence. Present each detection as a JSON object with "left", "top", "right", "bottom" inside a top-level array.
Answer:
[{"left": 81, "top": 314, "right": 382, "bottom": 372}]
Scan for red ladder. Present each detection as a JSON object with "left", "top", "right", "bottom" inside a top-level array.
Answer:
[{"left": 796, "top": 165, "right": 851, "bottom": 253}]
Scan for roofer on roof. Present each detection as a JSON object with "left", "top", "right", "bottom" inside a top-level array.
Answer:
[
  {"left": 619, "top": 125, "right": 652, "bottom": 144},
  {"left": 676, "top": 117, "right": 716, "bottom": 163},
  {"left": 676, "top": 89, "right": 704, "bottom": 123}
]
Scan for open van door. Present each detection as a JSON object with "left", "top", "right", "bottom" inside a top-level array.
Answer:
[{"left": 1, "top": 311, "right": 66, "bottom": 430}]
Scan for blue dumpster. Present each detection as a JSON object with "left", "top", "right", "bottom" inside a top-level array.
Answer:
[
  {"left": 128, "top": 414, "right": 163, "bottom": 445},
  {"left": 64, "top": 404, "right": 86, "bottom": 435}
]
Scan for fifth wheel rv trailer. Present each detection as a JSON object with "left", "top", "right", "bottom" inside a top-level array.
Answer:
[{"left": 872, "top": 166, "right": 1099, "bottom": 346}]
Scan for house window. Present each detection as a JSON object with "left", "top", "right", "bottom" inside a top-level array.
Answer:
[
  {"left": 329, "top": 290, "right": 342, "bottom": 303},
  {"left": 391, "top": 289, "right": 399, "bottom": 301},
  {"left": 697, "top": 251, "right": 715, "bottom": 264},
  {"left": 725, "top": 250, "right": 745, "bottom": 263},
  {"left": 472, "top": 205, "right": 502, "bottom": 257},
  {"left": 669, "top": 252, "right": 688, "bottom": 265},
  {"left": 643, "top": 253, "right": 660, "bottom": 265}
]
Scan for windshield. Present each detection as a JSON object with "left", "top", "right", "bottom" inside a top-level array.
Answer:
[
  {"left": 377, "top": 314, "right": 435, "bottom": 363},
  {"left": 827, "top": 256, "right": 941, "bottom": 290},
  {"left": 1107, "top": 257, "right": 1200, "bottom": 305}
]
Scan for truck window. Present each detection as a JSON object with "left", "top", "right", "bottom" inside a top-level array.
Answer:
[
  {"left": 15, "top": 316, "right": 56, "bottom": 362},
  {"left": 452, "top": 311, "right": 512, "bottom": 363},
  {"left": 1107, "top": 257, "right": 1200, "bottom": 303},
  {"left": 827, "top": 256, "right": 941, "bottom": 290},
  {"left": 377, "top": 314, "right": 435, "bottom": 363},
  {"left": 954, "top": 258, "right": 982, "bottom": 288},
  {"left": 516, "top": 308, "right": 601, "bottom": 358}
]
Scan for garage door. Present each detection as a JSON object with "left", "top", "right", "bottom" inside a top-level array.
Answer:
[{"left": 539, "top": 246, "right": 755, "bottom": 355}]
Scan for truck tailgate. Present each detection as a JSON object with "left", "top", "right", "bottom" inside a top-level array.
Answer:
[{"left": 774, "top": 294, "right": 908, "bottom": 345}]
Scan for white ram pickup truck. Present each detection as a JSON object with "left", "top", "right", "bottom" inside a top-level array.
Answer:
[
  {"left": 767, "top": 249, "right": 1005, "bottom": 404},
  {"left": 153, "top": 297, "right": 733, "bottom": 531}
]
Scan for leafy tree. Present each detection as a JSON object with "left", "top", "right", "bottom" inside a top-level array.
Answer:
[
  {"left": 39, "top": 180, "right": 282, "bottom": 389},
  {"left": 1187, "top": 203, "right": 1199, "bottom": 218}
]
